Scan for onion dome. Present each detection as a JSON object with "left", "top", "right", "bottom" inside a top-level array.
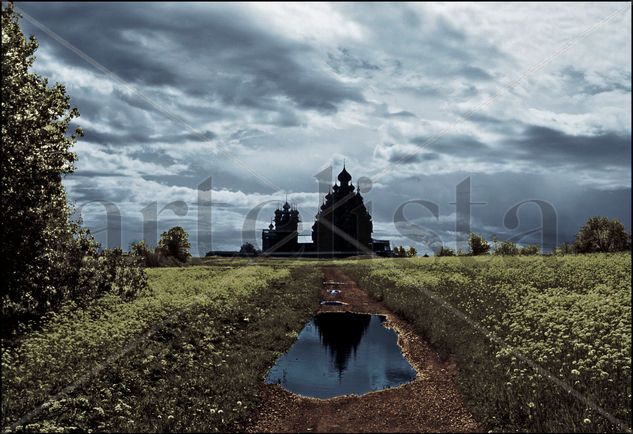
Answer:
[
  {"left": 337, "top": 166, "right": 352, "bottom": 184},
  {"left": 283, "top": 201, "right": 291, "bottom": 211}
]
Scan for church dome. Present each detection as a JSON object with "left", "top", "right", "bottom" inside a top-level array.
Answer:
[{"left": 337, "top": 166, "right": 352, "bottom": 184}]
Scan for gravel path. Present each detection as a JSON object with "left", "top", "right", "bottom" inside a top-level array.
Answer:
[{"left": 246, "top": 267, "right": 480, "bottom": 433}]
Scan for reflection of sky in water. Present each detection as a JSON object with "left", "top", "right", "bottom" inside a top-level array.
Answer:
[{"left": 265, "top": 312, "right": 416, "bottom": 399}]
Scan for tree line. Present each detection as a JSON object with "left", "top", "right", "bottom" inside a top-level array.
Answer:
[
  {"left": 436, "top": 216, "right": 631, "bottom": 256},
  {"left": 2, "top": 3, "right": 630, "bottom": 334}
]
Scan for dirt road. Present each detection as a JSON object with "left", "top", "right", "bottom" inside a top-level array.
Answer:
[{"left": 246, "top": 267, "right": 480, "bottom": 433}]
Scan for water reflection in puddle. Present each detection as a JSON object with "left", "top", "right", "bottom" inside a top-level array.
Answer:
[{"left": 265, "top": 312, "right": 416, "bottom": 398}]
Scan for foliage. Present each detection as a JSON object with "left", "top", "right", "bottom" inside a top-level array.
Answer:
[
  {"left": 554, "top": 241, "right": 575, "bottom": 256},
  {"left": 437, "top": 246, "right": 456, "bottom": 257},
  {"left": 468, "top": 233, "right": 490, "bottom": 256},
  {"left": 574, "top": 216, "right": 630, "bottom": 253},
  {"left": 495, "top": 240, "right": 519, "bottom": 256},
  {"left": 62, "top": 228, "right": 148, "bottom": 302},
  {"left": 239, "top": 242, "right": 259, "bottom": 255},
  {"left": 130, "top": 240, "right": 180, "bottom": 268},
  {"left": 519, "top": 244, "right": 539, "bottom": 255},
  {"left": 130, "top": 240, "right": 152, "bottom": 261},
  {"left": 393, "top": 246, "right": 416, "bottom": 257},
  {"left": 157, "top": 226, "right": 191, "bottom": 263},
  {"left": 1, "top": 5, "right": 146, "bottom": 326},
  {"left": 1, "top": 4, "right": 79, "bottom": 320},
  {"left": 392, "top": 246, "right": 406, "bottom": 257},
  {"left": 344, "top": 253, "right": 631, "bottom": 433},
  {"left": 2, "top": 264, "right": 322, "bottom": 432}
]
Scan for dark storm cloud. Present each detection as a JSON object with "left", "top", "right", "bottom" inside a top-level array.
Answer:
[
  {"left": 507, "top": 126, "right": 631, "bottom": 168},
  {"left": 396, "top": 125, "right": 631, "bottom": 171},
  {"left": 82, "top": 129, "right": 216, "bottom": 147},
  {"left": 368, "top": 172, "right": 631, "bottom": 249},
  {"left": 17, "top": 2, "right": 364, "bottom": 114},
  {"left": 128, "top": 149, "right": 178, "bottom": 167},
  {"left": 67, "top": 180, "right": 132, "bottom": 204},
  {"left": 11, "top": 2, "right": 630, "bottom": 253}
]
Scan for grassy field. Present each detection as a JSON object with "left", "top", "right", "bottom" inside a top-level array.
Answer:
[
  {"left": 3, "top": 254, "right": 631, "bottom": 433},
  {"left": 2, "top": 263, "right": 321, "bottom": 432},
  {"left": 342, "top": 253, "right": 632, "bottom": 433}
]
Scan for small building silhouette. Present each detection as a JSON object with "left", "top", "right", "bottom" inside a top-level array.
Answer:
[{"left": 262, "top": 166, "right": 392, "bottom": 257}]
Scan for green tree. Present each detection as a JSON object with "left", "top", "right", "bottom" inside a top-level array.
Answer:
[
  {"left": 1, "top": 6, "right": 146, "bottom": 324},
  {"left": 131, "top": 240, "right": 152, "bottom": 260},
  {"left": 130, "top": 240, "right": 160, "bottom": 267},
  {"left": 574, "top": 216, "right": 631, "bottom": 253},
  {"left": 554, "top": 241, "right": 574, "bottom": 255},
  {"left": 392, "top": 246, "right": 406, "bottom": 257},
  {"left": 519, "top": 244, "right": 539, "bottom": 255},
  {"left": 158, "top": 226, "right": 191, "bottom": 262},
  {"left": 468, "top": 233, "right": 490, "bottom": 256},
  {"left": 494, "top": 240, "right": 519, "bottom": 256},
  {"left": 1, "top": 4, "right": 82, "bottom": 319},
  {"left": 406, "top": 246, "right": 417, "bottom": 257},
  {"left": 437, "top": 246, "right": 455, "bottom": 257},
  {"left": 239, "top": 242, "right": 259, "bottom": 255}
]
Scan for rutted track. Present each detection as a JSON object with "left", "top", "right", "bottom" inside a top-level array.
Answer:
[{"left": 246, "top": 267, "right": 480, "bottom": 433}]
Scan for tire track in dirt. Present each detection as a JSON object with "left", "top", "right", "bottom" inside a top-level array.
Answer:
[{"left": 246, "top": 267, "right": 480, "bottom": 433}]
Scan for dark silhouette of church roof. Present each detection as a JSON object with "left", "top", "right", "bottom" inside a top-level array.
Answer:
[
  {"left": 337, "top": 165, "right": 352, "bottom": 184},
  {"left": 262, "top": 165, "right": 380, "bottom": 256}
]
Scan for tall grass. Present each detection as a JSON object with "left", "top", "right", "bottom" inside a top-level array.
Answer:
[
  {"left": 344, "top": 253, "right": 632, "bottom": 432},
  {"left": 2, "top": 265, "right": 321, "bottom": 432}
]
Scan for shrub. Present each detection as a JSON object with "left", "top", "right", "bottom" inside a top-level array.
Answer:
[
  {"left": 437, "top": 246, "right": 456, "bottom": 257},
  {"left": 393, "top": 246, "right": 407, "bottom": 257},
  {"left": 494, "top": 240, "right": 519, "bottom": 256},
  {"left": 65, "top": 228, "right": 148, "bottom": 302},
  {"left": 239, "top": 242, "right": 259, "bottom": 255},
  {"left": 553, "top": 241, "right": 574, "bottom": 256},
  {"left": 131, "top": 240, "right": 186, "bottom": 267},
  {"left": 519, "top": 244, "right": 539, "bottom": 255},
  {"left": 468, "top": 233, "right": 490, "bottom": 256},
  {"left": 157, "top": 226, "right": 191, "bottom": 262}
]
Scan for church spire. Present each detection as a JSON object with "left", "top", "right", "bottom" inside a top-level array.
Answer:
[{"left": 337, "top": 164, "right": 351, "bottom": 186}]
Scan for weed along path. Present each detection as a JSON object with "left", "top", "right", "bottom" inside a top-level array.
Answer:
[{"left": 246, "top": 267, "right": 480, "bottom": 433}]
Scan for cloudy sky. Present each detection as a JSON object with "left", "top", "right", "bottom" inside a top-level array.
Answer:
[{"left": 16, "top": 2, "right": 632, "bottom": 254}]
